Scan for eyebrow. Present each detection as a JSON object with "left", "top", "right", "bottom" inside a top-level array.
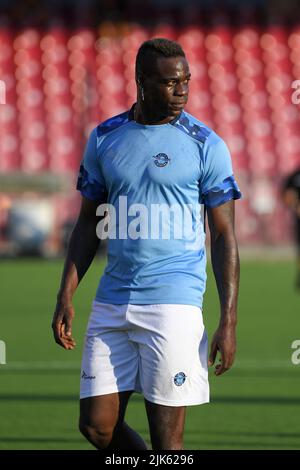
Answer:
[{"left": 162, "top": 73, "right": 191, "bottom": 81}]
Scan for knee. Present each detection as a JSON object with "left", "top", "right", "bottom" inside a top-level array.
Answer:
[{"left": 79, "top": 421, "right": 114, "bottom": 450}]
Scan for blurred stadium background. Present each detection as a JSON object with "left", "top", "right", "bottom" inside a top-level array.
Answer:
[{"left": 0, "top": 0, "right": 300, "bottom": 450}]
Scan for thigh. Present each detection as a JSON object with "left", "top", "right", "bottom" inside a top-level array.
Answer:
[
  {"left": 144, "top": 399, "right": 186, "bottom": 450},
  {"left": 80, "top": 303, "right": 140, "bottom": 399},
  {"left": 80, "top": 391, "right": 133, "bottom": 430},
  {"left": 129, "top": 304, "right": 209, "bottom": 407}
]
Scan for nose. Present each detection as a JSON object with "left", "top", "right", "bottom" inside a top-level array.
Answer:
[{"left": 174, "top": 81, "right": 188, "bottom": 96}]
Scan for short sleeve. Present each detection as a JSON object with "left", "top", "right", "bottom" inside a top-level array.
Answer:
[
  {"left": 200, "top": 133, "right": 242, "bottom": 208},
  {"left": 76, "top": 128, "right": 107, "bottom": 202}
]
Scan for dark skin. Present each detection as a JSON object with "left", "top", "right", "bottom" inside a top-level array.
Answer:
[
  {"left": 282, "top": 186, "right": 300, "bottom": 288},
  {"left": 283, "top": 188, "right": 300, "bottom": 217},
  {"left": 52, "top": 197, "right": 100, "bottom": 351},
  {"left": 52, "top": 54, "right": 239, "bottom": 450},
  {"left": 207, "top": 201, "right": 239, "bottom": 376},
  {"left": 134, "top": 55, "right": 191, "bottom": 124}
]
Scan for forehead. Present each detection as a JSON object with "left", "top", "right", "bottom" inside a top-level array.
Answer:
[{"left": 151, "top": 56, "right": 190, "bottom": 78}]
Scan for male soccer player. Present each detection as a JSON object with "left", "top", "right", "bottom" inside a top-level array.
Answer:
[
  {"left": 52, "top": 38, "right": 241, "bottom": 450},
  {"left": 282, "top": 167, "right": 300, "bottom": 289}
]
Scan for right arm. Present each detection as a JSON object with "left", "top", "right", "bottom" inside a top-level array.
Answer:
[
  {"left": 282, "top": 172, "right": 300, "bottom": 217},
  {"left": 282, "top": 188, "right": 300, "bottom": 217},
  {"left": 51, "top": 196, "right": 103, "bottom": 350}
]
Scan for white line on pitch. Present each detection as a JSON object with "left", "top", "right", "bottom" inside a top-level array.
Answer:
[{"left": 0, "top": 359, "right": 296, "bottom": 371}]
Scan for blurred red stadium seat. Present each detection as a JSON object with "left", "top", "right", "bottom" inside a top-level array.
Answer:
[{"left": 1, "top": 21, "right": 300, "bottom": 246}]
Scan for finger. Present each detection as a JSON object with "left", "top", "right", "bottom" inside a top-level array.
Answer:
[
  {"left": 52, "top": 323, "right": 67, "bottom": 348},
  {"left": 52, "top": 314, "right": 65, "bottom": 344},
  {"left": 53, "top": 322, "right": 75, "bottom": 349},
  {"left": 208, "top": 341, "right": 218, "bottom": 366},
  {"left": 51, "top": 320, "right": 62, "bottom": 342},
  {"left": 215, "top": 363, "right": 229, "bottom": 376},
  {"left": 61, "top": 331, "right": 76, "bottom": 348},
  {"left": 60, "top": 328, "right": 76, "bottom": 348},
  {"left": 61, "top": 323, "right": 75, "bottom": 341},
  {"left": 64, "top": 315, "right": 73, "bottom": 337},
  {"left": 214, "top": 353, "right": 234, "bottom": 375},
  {"left": 220, "top": 349, "right": 235, "bottom": 370},
  {"left": 214, "top": 358, "right": 227, "bottom": 375},
  {"left": 59, "top": 335, "right": 76, "bottom": 349},
  {"left": 62, "top": 334, "right": 76, "bottom": 346}
]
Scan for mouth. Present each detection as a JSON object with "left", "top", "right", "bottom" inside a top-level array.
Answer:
[{"left": 170, "top": 102, "right": 186, "bottom": 108}]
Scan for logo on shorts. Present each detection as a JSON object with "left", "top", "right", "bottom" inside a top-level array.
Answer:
[
  {"left": 153, "top": 153, "right": 170, "bottom": 167},
  {"left": 81, "top": 371, "right": 96, "bottom": 380},
  {"left": 174, "top": 372, "right": 186, "bottom": 386}
]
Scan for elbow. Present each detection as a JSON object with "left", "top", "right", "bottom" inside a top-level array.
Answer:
[
  {"left": 211, "top": 229, "right": 239, "bottom": 256},
  {"left": 211, "top": 226, "right": 235, "bottom": 244}
]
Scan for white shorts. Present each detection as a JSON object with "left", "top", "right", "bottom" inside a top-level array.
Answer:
[{"left": 80, "top": 301, "right": 210, "bottom": 407}]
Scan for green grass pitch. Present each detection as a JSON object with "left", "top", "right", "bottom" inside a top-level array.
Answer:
[{"left": 0, "top": 257, "right": 300, "bottom": 449}]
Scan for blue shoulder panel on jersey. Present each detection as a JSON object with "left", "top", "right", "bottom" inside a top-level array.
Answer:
[
  {"left": 96, "top": 110, "right": 132, "bottom": 139},
  {"left": 171, "top": 111, "right": 211, "bottom": 144},
  {"left": 201, "top": 175, "right": 242, "bottom": 208},
  {"left": 77, "top": 162, "right": 106, "bottom": 200}
]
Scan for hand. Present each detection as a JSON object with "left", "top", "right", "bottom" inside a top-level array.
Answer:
[
  {"left": 52, "top": 299, "right": 76, "bottom": 350},
  {"left": 208, "top": 324, "right": 236, "bottom": 376}
]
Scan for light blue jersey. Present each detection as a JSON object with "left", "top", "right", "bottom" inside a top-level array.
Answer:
[{"left": 77, "top": 107, "right": 241, "bottom": 308}]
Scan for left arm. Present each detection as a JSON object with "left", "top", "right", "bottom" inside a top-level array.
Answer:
[{"left": 207, "top": 199, "right": 240, "bottom": 376}]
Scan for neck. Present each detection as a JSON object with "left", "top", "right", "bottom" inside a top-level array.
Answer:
[{"left": 133, "top": 101, "right": 179, "bottom": 125}]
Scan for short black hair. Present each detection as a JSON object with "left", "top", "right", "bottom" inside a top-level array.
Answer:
[{"left": 136, "top": 38, "right": 186, "bottom": 78}]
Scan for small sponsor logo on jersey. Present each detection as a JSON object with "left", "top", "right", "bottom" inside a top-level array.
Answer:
[
  {"left": 153, "top": 153, "right": 170, "bottom": 167},
  {"left": 81, "top": 371, "right": 96, "bottom": 380},
  {"left": 174, "top": 371, "right": 186, "bottom": 386}
]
